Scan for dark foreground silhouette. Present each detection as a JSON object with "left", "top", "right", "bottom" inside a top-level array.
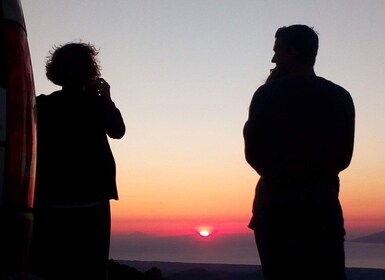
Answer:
[
  {"left": 32, "top": 42, "right": 126, "bottom": 280},
  {"left": 108, "top": 259, "right": 164, "bottom": 280}
]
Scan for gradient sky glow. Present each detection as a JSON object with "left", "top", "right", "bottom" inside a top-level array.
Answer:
[{"left": 22, "top": 0, "right": 385, "bottom": 238}]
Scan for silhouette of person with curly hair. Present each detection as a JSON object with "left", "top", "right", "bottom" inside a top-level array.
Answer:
[{"left": 31, "top": 42, "right": 125, "bottom": 280}]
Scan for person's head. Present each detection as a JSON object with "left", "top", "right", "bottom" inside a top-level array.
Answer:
[
  {"left": 45, "top": 42, "right": 101, "bottom": 88},
  {"left": 271, "top": 24, "right": 318, "bottom": 75}
]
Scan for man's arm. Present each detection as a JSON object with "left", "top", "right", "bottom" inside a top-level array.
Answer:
[{"left": 244, "top": 87, "right": 271, "bottom": 175}]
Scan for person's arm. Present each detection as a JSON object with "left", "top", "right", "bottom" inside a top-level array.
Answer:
[
  {"left": 97, "top": 78, "right": 126, "bottom": 139},
  {"left": 336, "top": 90, "right": 355, "bottom": 172},
  {"left": 244, "top": 86, "right": 271, "bottom": 175}
]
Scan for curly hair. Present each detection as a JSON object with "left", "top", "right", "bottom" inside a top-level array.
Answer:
[{"left": 45, "top": 42, "right": 101, "bottom": 86}]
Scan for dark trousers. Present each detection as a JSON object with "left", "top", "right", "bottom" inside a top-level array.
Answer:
[
  {"left": 31, "top": 202, "right": 111, "bottom": 280},
  {"left": 253, "top": 200, "right": 346, "bottom": 280}
]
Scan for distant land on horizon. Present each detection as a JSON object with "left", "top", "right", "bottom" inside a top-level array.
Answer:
[
  {"left": 118, "top": 229, "right": 385, "bottom": 244},
  {"left": 351, "top": 230, "right": 385, "bottom": 244},
  {"left": 113, "top": 229, "right": 385, "bottom": 247},
  {"left": 119, "top": 228, "right": 385, "bottom": 241}
]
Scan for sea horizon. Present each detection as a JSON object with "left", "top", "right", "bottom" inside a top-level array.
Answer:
[{"left": 110, "top": 231, "right": 385, "bottom": 270}]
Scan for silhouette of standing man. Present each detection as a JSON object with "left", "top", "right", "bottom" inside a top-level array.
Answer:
[
  {"left": 244, "top": 25, "right": 355, "bottom": 280},
  {"left": 31, "top": 43, "right": 125, "bottom": 280}
]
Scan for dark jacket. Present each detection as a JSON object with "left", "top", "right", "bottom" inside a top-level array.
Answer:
[
  {"left": 34, "top": 89, "right": 125, "bottom": 207},
  {"left": 244, "top": 75, "right": 355, "bottom": 182},
  {"left": 245, "top": 76, "right": 355, "bottom": 230}
]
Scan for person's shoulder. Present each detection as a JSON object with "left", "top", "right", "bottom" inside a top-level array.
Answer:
[
  {"left": 254, "top": 77, "right": 285, "bottom": 94},
  {"left": 316, "top": 77, "right": 352, "bottom": 97},
  {"left": 252, "top": 82, "right": 274, "bottom": 103},
  {"left": 37, "top": 90, "right": 62, "bottom": 99},
  {"left": 315, "top": 76, "right": 348, "bottom": 92},
  {"left": 252, "top": 77, "right": 293, "bottom": 103},
  {"left": 36, "top": 90, "right": 63, "bottom": 105},
  {"left": 315, "top": 77, "right": 354, "bottom": 108}
]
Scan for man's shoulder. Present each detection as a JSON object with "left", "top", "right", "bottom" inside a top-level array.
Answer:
[
  {"left": 314, "top": 76, "right": 353, "bottom": 101},
  {"left": 280, "top": 76, "right": 351, "bottom": 98},
  {"left": 254, "top": 78, "right": 284, "bottom": 95},
  {"left": 253, "top": 75, "right": 352, "bottom": 101},
  {"left": 315, "top": 76, "right": 346, "bottom": 90}
]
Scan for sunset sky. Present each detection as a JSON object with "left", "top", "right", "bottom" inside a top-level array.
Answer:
[{"left": 22, "top": 0, "right": 385, "bottom": 238}]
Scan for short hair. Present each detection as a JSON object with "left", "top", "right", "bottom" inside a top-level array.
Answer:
[
  {"left": 275, "top": 25, "right": 319, "bottom": 65},
  {"left": 45, "top": 42, "right": 101, "bottom": 86}
]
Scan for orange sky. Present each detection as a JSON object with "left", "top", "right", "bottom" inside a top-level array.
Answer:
[{"left": 109, "top": 141, "right": 385, "bottom": 238}]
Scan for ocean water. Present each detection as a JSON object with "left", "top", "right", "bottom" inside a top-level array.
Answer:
[
  {"left": 345, "top": 242, "right": 385, "bottom": 269},
  {"left": 109, "top": 233, "right": 385, "bottom": 269}
]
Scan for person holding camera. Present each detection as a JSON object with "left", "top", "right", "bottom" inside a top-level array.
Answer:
[{"left": 31, "top": 42, "right": 125, "bottom": 280}]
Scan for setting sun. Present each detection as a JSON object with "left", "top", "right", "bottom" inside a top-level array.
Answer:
[
  {"left": 197, "top": 226, "right": 213, "bottom": 237},
  {"left": 199, "top": 230, "right": 210, "bottom": 237}
]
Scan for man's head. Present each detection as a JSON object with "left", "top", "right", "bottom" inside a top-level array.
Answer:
[{"left": 271, "top": 25, "right": 318, "bottom": 75}]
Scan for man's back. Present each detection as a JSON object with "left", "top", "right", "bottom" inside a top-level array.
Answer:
[{"left": 244, "top": 75, "right": 355, "bottom": 179}]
